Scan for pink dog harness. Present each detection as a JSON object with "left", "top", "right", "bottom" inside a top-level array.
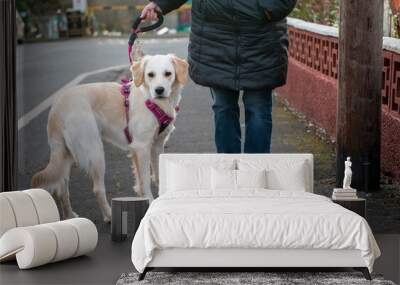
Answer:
[
  {"left": 120, "top": 80, "right": 177, "bottom": 144},
  {"left": 120, "top": 80, "right": 133, "bottom": 143}
]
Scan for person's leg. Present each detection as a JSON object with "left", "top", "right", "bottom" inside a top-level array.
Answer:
[
  {"left": 210, "top": 87, "right": 241, "bottom": 153},
  {"left": 242, "top": 88, "right": 273, "bottom": 153}
]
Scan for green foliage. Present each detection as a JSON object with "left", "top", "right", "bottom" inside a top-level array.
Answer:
[{"left": 290, "top": 0, "right": 340, "bottom": 27}]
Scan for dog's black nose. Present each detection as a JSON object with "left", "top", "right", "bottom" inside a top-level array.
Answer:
[{"left": 155, "top": 87, "right": 164, "bottom": 95}]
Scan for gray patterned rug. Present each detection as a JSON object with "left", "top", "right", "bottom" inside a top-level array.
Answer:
[{"left": 116, "top": 272, "right": 396, "bottom": 285}]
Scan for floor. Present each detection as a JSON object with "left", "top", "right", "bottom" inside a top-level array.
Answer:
[
  {"left": 1, "top": 234, "right": 399, "bottom": 285},
  {"left": 0, "top": 234, "right": 133, "bottom": 285}
]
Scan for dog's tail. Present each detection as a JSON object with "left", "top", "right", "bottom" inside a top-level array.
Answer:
[
  {"left": 31, "top": 118, "right": 71, "bottom": 189},
  {"left": 31, "top": 142, "right": 70, "bottom": 189}
]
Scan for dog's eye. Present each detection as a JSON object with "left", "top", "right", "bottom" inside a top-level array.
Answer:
[
  {"left": 148, "top": 72, "right": 155, "bottom": 78},
  {"left": 164, "top": 71, "right": 172, "bottom": 77}
]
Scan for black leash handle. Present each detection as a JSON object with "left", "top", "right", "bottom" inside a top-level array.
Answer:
[{"left": 129, "top": 10, "right": 164, "bottom": 46}]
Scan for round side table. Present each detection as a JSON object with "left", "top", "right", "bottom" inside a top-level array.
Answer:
[{"left": 111, "top": 197, "right": 149, "bottom": 242}]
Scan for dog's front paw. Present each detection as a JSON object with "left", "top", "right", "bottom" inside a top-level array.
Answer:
[
  {"left": 103, "top": 206, "right": 112, "bottom": 223},
  {"left": 103, "top": 213, "right": 111, "bottom": 223}
]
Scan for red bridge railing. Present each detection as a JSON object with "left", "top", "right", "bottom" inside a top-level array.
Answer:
[{"left": 287, "top": 19, "right": 400, "bottom": 119}]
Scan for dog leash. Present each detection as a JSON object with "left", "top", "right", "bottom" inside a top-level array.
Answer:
[{"left": 128, "top": 10, "right": 164, "bottom": 64}]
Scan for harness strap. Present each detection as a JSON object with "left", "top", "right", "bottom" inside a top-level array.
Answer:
[
  {"left": 120, "top": 80, "right": 133, "bottom": 144},
  {"left": 120, "top": 80, "right": 178, "bottom": 144},
  {"left": 145, "top": 99, "right": 174, "bottom": 134}
]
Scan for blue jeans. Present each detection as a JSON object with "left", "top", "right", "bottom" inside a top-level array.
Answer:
[{"left": 210, "top": 87, "right": 272, "bottom": 153}]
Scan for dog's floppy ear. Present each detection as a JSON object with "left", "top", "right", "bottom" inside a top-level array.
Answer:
[
  {"left": 169, "top": 54, "right": 189, "bottom": 85},
  {"left": 131, "top": 60, "right": 144, "bottom": 87},
  {"left": 130, "top": 56, "right": 148, "bottom": 87}
]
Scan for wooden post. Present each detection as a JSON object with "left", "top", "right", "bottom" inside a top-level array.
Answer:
[
  {"left": 0, "top": 0, "right": 18, "bottom": 192},
  {"left": 337, "top": 0, "right": 384, "bottom": 192}
]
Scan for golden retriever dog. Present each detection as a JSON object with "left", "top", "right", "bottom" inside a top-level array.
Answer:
[{"left": 31, "top": 54, "right": 188, "bottom": 222}]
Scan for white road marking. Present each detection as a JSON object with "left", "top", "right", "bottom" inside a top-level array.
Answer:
[{"left": 18, "top": 64, "right": 129, "bottom": 131}]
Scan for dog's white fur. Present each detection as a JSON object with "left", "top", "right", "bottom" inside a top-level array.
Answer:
[{"left": 31, "top": 54, "right": 188, "bottom": 222}]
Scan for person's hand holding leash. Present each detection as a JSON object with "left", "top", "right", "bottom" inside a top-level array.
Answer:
[
  {"left": 128, "top": 4, "right": 163, "bottom": 63},
  {"left": 141, "top": 2, "right": 162, "bottom": 21}
]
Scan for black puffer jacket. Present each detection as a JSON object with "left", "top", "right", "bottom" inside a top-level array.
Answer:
[{"left": 152, "top": 0, "right": 296, "bottom": 91}]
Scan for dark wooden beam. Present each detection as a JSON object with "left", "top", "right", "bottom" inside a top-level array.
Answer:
[
  {"left": 336, "top": 0, "right": 384, "bottom": 192},
  {"left": 0, "top": 0, "right": 18, "bottom": 192}
]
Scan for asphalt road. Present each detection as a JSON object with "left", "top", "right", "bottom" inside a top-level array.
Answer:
[{"left": 17, "top": 37, "right": 338, "bottom": 233}]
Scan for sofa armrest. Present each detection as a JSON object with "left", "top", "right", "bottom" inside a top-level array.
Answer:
[{"left": 0, "top": 218, "right": 98, "bottom": 269}]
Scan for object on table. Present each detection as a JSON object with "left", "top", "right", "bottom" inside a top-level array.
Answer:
[
  {"left": 332, "top": 187, "right": 358, "bottom": 200},
  {"left": 343, "top": 156, "right": 353, "bottom": 189}
]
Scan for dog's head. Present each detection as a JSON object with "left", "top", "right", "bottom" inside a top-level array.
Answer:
[{"left": 130, "top": 54, "right": 189, "bottom": 99}]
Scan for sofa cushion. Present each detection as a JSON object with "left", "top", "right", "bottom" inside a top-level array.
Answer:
[
  {"left": 24, "top": 189, "right": 60, "bottom": 224},
  {"left": 0, "top": 196, "right": 17, "bottom": 237},
  {"left": 0, "top": 191, "right": 39, "bottom": 228}
]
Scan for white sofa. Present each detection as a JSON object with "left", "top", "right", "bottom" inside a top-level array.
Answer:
[{"left": 0, "top": 189, "right": 98, "bottom": 269}]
